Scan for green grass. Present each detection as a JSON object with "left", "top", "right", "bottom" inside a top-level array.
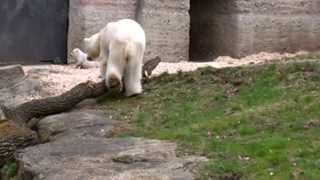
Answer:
[
  {"left": 1, "top": 162, "right": 17, "bottom": 178},
  {"left": 99, "top": 58, "right": 320, "bottom": 179}
]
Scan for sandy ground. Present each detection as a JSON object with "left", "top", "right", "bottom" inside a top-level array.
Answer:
[{"left": 23, "top": 51, "right": 308, "bottom": 97}]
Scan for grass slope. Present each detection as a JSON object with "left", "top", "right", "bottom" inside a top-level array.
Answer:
[{"left": 100, "top": 59, "right": 320, "bottom": 179}]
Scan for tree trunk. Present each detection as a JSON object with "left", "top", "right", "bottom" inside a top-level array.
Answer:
[{"left": 1, "top": 81, "right": 107, "bottom": 127}]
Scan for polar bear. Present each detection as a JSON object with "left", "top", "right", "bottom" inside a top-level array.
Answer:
[
  {"left": 83, "top": 19, "right": 146, "bottom": 97},
  {"left": 71, "top": 48, "right": 99, "bottom": 69}
]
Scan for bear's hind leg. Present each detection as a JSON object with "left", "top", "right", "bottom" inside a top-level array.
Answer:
[{"left": 124, "top": 47, "right": 144, "bottom": 97}]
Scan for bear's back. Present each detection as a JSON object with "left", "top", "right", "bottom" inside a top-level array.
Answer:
[{"left": 106, "top": 19, "right": 145, "bottom": 46}]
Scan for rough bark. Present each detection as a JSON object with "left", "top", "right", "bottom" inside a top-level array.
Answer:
[
  {"left": 1, "top": 57, "right": 161, "bottom": 127},
  {"left": 142, "top": 56, "right": 161, "bottom": 78}
]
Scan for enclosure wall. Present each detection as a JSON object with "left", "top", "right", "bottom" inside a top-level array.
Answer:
[
  {"left": 137, "top": 0, "right": 190, "bottom": 62},
  {"left": 235, "top": 0, "right": 320, "bottom": 57},
  {"left": 68, "top": 0, "right": 320, "bottom": 62},
  {"left": 68, "top": 0, "right": 190, "bottom": 62},
  {"left": 67, "top": 0, "right": 137, "bottom": 62}
]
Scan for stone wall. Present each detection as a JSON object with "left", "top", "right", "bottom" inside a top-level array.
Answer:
[
  {"left": 235, "top": 0, "right": 320, "bottom": 57},
  {"left": 136, "top": 0, "right": 190, "bottom": 62},
  {"left": 68, "top": 0, "right": 320, "bottom": 62},
  {"left": 190, "top": 0, "right": 320, "bottom": 60},
  {"left": 68, "top": 0, "right": 190, "bottom": 62},
  {"left": 68, "top": 0, "right": 137, "bottom": 61}
]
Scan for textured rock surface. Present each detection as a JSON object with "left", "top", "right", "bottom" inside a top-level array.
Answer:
[
  {"left": 190, "top": 0, "right": 320, "bottom": 59},
  {"left": 0, "top": 65, "right": 25, "bottom": 89},
  {"left": 0, "top": 77, "right": 41, "bottom": 106},
  {"left": 37, "top": 110, "right": 118, "bottom": 142},
  {"left": 16, "top": 136, "right": 204, "bottom": 180},
  {"left": 16, "top": 109, "right": 206, "bottom": 179}
]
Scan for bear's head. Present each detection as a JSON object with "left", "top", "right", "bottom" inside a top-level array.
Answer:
[
  {"left": 83, "top": 33, "right": 101, "bottom": 60},
  {"left": 71, "top": 48, "right": 81, "bottom": 57}
]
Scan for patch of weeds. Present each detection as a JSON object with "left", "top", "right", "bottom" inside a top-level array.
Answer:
[{"left": 1, "top": 162, "right": 18, "bottom": 179}]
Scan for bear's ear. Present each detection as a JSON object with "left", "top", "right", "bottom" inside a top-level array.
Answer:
[{"left": 72, "top": 48, "right": 78, "bottom": 54}]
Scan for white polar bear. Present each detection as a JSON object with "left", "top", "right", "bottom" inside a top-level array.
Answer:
[
  {"left": 71, "top": 48, "right": 99, "bottom": 69},
  {"left": 83, "top": 19, "right": 146, "bottom": 97}
]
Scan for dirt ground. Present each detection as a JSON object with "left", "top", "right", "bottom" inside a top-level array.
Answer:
[{"left": 23, "top": 51, "right": 308, "bottom": 97}]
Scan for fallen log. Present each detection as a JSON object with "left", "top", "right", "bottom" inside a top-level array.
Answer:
[
  {"left": 143, "top": 56, "right": 161, "bottom": 78},
  {"left": 1, "top": 81, "right": 106, "bottom": 127},
  {"left": 1, "top": 56, "right": 161, "bottom": 127}
]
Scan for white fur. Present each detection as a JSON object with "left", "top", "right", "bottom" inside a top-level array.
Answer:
[
  {"left": 83, "top": 19, "right": 146, "bottom": 96},
  {"left": 83, "top": 33, "right": 100, "bottom": 59},
  {"left": 71, "top": 48, "right": 99, "bottom": 69}
]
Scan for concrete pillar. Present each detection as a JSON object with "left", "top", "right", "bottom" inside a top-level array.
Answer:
[{"left": 136, "top": 0, "right": 190, "bottom": 62}]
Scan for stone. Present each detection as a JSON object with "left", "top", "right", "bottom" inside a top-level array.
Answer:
[
  {"left": 37, "top": 110, "right": 118, "bottom": 142},
  {"left": 16, "top": 137, "right": 205, "bottom": 180},
  {"left": 0, "top": 65, "right": 25, "bottom": 89},
  {"left": 0, "top": 76, "right": 41, "bottom": 107},
  {"left": 0, "top": 65, "right": 42, "bottom": 110}
]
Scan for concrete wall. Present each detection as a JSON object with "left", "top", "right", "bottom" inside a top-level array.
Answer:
[
  {"left": 68, "top": 0, "right": 137, "bottom": 62},
  {"left": 235, "top": 0, "right": 320, "bottom": 57},
  {"left": 137, "top": 0, "right": 190, "bottom": 62},
  {"left": 68, "top": 0, "right": 320, "bottom": 62},
  {"left": 68, "top": 0, "right": 190, "bottom": 62},
  {"left": 190, "top": 0, "right": 320, "bottom": 60}
]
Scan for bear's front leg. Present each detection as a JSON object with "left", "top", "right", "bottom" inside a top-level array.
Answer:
[{"left": 105, "top": 42, "right": 126, "bottom": 93}]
